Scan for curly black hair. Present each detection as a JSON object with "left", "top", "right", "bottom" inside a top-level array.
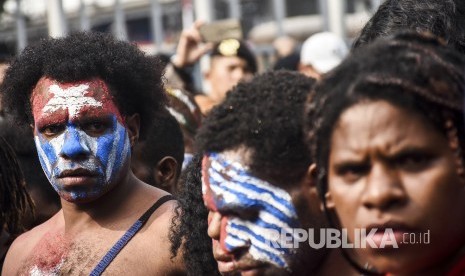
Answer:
[
  {"left": 170, "top": 154, "right": 220, "bottom": 276},
  {"left": 305, "top": 31, "right": 465, "bottom": 204},
  {"left": 353, "top": 0, "right": 465, "bottom": 52},
  {"left": 196, "top": 70, "right": 316, "bottom": 186},
  {"left": 0, "top": 32, "right": 166, "bottom": 138}
]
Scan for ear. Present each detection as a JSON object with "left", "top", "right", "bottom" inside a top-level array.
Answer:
[
  {"left": 308, "top": 164, "right": 334, "bottom": 211},
  {"left": 300, "top": 163, "right": 321, "bottom": 206},
  {"left": 125, "top": 114, "right": 140, "bottom": 147},
  {"left": 155, "top": 156, "right": 179, "bottom": 190}
]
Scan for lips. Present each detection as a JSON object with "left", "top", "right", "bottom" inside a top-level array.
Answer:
[
  {"left": 365, "top": 221, "right": 416, "bottom": 247},
  {"left": 214, "top": 252, "right": 268, "bottom": 275},
  {"left": 58, "top": 168, "right": 98, "bottom": 178},
  {"left": 57, "top": 168, "right": 99, "bottom": 186}
]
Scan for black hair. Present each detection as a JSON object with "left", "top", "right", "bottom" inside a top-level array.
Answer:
[
  {"left": 273, "top": 53, "right": 300, "bottom": 71},
  {"left": 305, "top": 31, "right": 465, "bottom": 204},
  {"left": 0, "top": 32, "right": 166, "bottom": 138},
  {"left": 353, "top": 0, "right": 465, "bottom": 53},
  {"left": 196, "top": 70, "right": 316, "bottom": 186},
  {"left": 170, "top": 154, "right": 220, "bottom": 276},
  {"left": 0, "top": 136, "right": 34, "bottom": 235},
  {"left": 133, "top": 110, "right": 185, "bottom": 179}
]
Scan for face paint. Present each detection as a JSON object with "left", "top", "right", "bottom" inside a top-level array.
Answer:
[
  {"left": 31, "top": 77, "right": 131, "bottom": 202},
  {"left": 202, "top": 152, "right": 299, "bottom": 270}
]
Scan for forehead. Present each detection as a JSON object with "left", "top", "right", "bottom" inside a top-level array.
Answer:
[
  {"left": 31, "top": 77, "right": 121, "bottom": 119},
  {"left": 331, "top": 100, "right": 446, "bottom": 154}
]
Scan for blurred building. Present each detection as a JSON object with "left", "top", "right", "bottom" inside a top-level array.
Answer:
[{"left": 0, "top": 0, "right": 382, "bottom": 55}]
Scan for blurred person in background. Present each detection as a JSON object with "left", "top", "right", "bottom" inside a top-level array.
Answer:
[
  {"left": 305, "top": 32, "right": 465, "bottom": 275},
  {"left": 0, "top": 47, "right": 12, "bottom": 117},
  {"left": 131, "top": 111, "right": 185, "bottom": 194},
  {"left": 272, "top": 35, "right": 300, "bottom": 71},
  {"left": 0, "top": 136, "right": 34, "bottom": 268},
  {"left": 165, "top": 87, "right": 202, "bottom": 171},
  {"left": 273, "top": 36, "right": 298, "bottom": 59},
  {"left": 165, "top": 21, "right": 257, "bottom": 115},
  {"left": 299, "top": 32, "right": 348, "bottom": 79},
  {"left": 352, "top": 0, "right": 465, "bottom": 52}
]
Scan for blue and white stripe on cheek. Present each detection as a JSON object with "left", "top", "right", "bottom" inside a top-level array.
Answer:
[{"left": 202, "top": 152, "right": 300, "bottom": 270}]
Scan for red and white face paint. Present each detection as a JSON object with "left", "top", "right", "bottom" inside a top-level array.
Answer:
[{"left": 31, "top": 77, "right": 131, "bottom": 202}]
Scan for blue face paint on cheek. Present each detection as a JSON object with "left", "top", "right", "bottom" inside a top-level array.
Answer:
[
  {"left": 95, "top": 116, "right": 131, "bottom": 185},
  {"left": 34, "top": 133, "right": 59, "bottom": 188}
]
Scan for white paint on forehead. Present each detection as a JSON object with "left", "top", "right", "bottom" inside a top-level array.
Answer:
[{"left": 42, "top": 83, "right": 103, "bottom": 118}]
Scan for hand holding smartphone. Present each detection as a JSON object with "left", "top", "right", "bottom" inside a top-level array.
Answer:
[{"left": 199, "top": 19, "right": 243, "bottom": 43}]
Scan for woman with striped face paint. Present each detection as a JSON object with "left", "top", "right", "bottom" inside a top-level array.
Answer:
[{"left": 31, "top": 77, "right": 130, "bottom": 202}]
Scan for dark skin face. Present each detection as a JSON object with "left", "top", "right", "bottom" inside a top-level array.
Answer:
[{"left": 326, "top": 100, "right": 465, "bottom": 275}]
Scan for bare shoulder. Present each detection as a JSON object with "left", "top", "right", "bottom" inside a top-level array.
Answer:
[
  {"left": 128, "top": 194, "right": 185, "bottom": 275},
  {"left": 148, "top": 196, "right": 185, "bottom": 272},
  {"left": 2, "top": 212, "right": 63, "bottom": 275}
]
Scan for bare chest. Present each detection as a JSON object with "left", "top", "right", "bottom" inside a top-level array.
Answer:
[{"left": 20, "top": 231, "right": 166, "bottom": 275}]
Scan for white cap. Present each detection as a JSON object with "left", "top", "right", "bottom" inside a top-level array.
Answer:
[{"left": 300, "top": 32, "right": 349, "bottom": 73}]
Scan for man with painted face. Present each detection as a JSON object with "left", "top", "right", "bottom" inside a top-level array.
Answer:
[
  {"left": 193, "top": 71, "right": 355, "bottom": 275},
  {"left": 0, "top": 32, "right": 185, "bottom": 275}
]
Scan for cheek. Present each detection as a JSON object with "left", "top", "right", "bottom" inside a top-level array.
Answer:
[
  {"left": 328, "top": 176, "right": 364, "bottom": 228},
  {"left": 34, "top": 133, "right": 61, "bottom": 175},
  {"left": 403, "top": 166, "right": 465, "bottom": 223},
  {"left": 95, "top": 122, "right": 128, "bottom": 166}
]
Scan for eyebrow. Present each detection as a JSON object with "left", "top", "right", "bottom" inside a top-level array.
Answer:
[
  {"left": 379, "top": 146, "right": 437, "bottom": 163},
  {"left": 35, "top": 114, "right": 67, "bottom": 129}
]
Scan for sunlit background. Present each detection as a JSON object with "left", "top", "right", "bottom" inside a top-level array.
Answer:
[{"left": 0, "top": 0, "right": 384, "bottom": 70}]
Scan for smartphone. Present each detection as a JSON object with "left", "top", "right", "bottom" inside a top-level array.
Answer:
[{"left": 199, "top": 19, "right": 243, "bottom": 43}]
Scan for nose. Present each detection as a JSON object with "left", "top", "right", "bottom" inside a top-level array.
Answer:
[
  {"left": 207, "top": 211, "right": 222, "bottom": 240},
  {"left": 361, "top": 163, "right": 407, "bottom": 210},
  {"left": 60, "top": 126, "right": 91, "bottom": 159}
]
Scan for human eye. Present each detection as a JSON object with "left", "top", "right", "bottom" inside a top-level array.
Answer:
[
  {"left": 395, "top": 151, "right": 434, "bottom": 172},
  {"left": 334, "top": 162, "right": 370, "bottom": 183},
  {"left": 81, "top": 119, "right": 111, "bottom": 136},
  {"left": 223, "top": 206, "right": 260, "bottom": 222},
  {"left": 40, "top": 124, "right": 65, "bottom": 137}
]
